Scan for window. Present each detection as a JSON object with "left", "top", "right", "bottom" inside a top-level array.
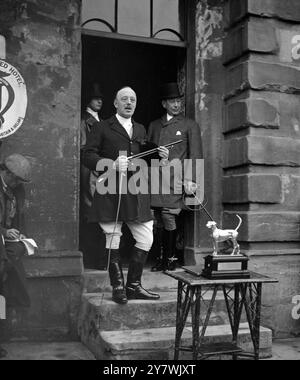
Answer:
[{"left": 81, "top": 0, "right": 186, "bottom": 42}]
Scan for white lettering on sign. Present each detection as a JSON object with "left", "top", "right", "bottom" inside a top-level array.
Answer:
[
  {"left": 291, "top": 35, "right": 300, "bottom": 61},
  {"left": 0, "top": 59, "right": 27, "bottom": 139}
]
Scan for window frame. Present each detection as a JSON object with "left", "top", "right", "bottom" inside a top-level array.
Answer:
[{"left": 81, "top": 0, "right": 188, "bottom": 48}]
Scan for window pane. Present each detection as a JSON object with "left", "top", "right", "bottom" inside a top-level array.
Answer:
[
  {"left": 154, "top": 30, "right": 180, "bottom": 42},
  {"left": 118, "top": 0, "right": 150, "bottom": 37},
  {"left": 82, "top": 0, "right": 115, "bottom": 31},
  {"left": 153, "top": 0, "right": 182, "bottom": 38}
]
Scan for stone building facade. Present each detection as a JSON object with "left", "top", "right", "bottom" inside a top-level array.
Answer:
[{"left": 0, "top": 0, "right": 299, "bottom": 340}]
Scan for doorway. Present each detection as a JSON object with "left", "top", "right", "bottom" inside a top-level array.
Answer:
[{"left": 80, "top": 35, "right": 186, "bottom": 269}]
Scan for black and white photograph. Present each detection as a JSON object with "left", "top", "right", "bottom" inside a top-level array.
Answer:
[{"left": 0, "top": 0, "right": 300, "bottom": 366}]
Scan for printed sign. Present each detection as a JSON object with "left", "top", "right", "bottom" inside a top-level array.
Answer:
[{"left": 0, "top": 59, "right": 27, "bottom": 139}]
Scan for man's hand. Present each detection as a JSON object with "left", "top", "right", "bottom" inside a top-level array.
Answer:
[
  {"left": 6, "top": 229, "right": 20, "bottom": 240},
  {"left": 184, "top": 181, "right": 197, "bottom": 195},
  {"left": 113, "top": 155, "right": 129, "bottom": 172},
  {"left": 158, "top": 146, "right": 169, "bottom": 160}
]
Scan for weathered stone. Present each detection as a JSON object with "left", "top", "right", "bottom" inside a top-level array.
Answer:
[
  {"left": 225, "top": 90, "right": 300, "bottom": 135},
  {"left": 84, "top": 324, "right": 272, "bottom": 360},
  {"left": 0, "top": 342, "right": 95, "bottom": 360},
  {"left": 223, "top": 174, "right": 282, "bottom": 204},
  {"left": 226, "top": 61, "right": 300, "bottom": 98},
  {"left": 224, "top": 0, "right": 248, "bottom": 28},
  {"left": 224, "top": 18, "right": 278, "bottom": 64},
  {"left": 84, "top": 269, "right": 178, "bottom": 293},
  {"left": 224, "top": 95, "right": 280, "bottom": 133},
  {"left": 8, "top": 276, "right": 83, "bottom": 341},
  {"left": 223, "top": 136, "right": 300, "bottom": 168},
  {"left": 78, "top": 291, "right": 228, "bottom": 333},
  {"left": 223, "top": 211, "right": 300, "bottom": 241},
  {"left": 0, "top": 0, "right": 82, "bottom": 342},
  {"left": 225, "top": 0, "right": 300, "bottom": 27},
  {"left": 282, "top": 175, "right": 300, "bottom": 209},
  {"left": 248, "top": 255, "right": 300, "bottom": 338},
  {"left": 277, "top": 28, "right": 300, "bottom": 64},
  {"left": 24, "top": 251, "right": 83, "bottom": 278}
]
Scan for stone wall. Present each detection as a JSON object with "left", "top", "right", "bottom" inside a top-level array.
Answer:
[
  {"left": 186, "top": 0, "right": 226, "bottom": 259},
  {"left": 0, "top": 0, "right": 83, "bottom": 340},
  {"left": 223, "top": 0, "right": 300, "bottom": 337}
]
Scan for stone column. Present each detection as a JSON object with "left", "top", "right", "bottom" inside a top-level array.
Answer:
[{"left": 223, "top": 0, "right": 300, "bottom": 336}]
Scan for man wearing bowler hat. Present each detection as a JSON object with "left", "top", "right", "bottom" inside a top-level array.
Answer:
[
  {"left": 148, "top": 83, "right": 203, "bottom": 272},
  {"left": 0, "top": 154, "right": 32, "bottom": 358}
]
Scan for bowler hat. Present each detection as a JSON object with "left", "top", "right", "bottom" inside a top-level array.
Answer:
[
  {"left": 88, "top": 83, "right": 103, "bottom": 101},
  {"left": 4, "top": 154, "right": 32, "bottom": 182},
  {"left": 160, "top": 83, "right": 183, "bottom": 100}
]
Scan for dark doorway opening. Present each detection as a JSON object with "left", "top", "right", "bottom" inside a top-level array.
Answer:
[
  {"left": 80, "top": 35, "right": 186, "bottom": 269},
  {"left": 81, "top": 35, "right": 185, "bottom": 127}
]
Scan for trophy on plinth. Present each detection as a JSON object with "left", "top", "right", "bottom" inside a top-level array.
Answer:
[{"left": 201, "top": 215, "right": 250, "bottom": 279}]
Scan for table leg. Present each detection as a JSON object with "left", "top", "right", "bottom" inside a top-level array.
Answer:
[
  {"left": 191, "top": 286, "right": 201, "bottom": 360},
  {"left": 242, "top": 283, "right": 262, "bottom": 360},
  {"left": 174, "top": 282, "right": 192, "bottom": 360}
]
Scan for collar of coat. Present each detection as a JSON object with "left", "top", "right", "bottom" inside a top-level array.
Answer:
[
  {"left": 107, "top": 115, "right": 140, "bottom": 141},
  {"left": 161, "top": 113, "right": 185, "bottom": 127}
]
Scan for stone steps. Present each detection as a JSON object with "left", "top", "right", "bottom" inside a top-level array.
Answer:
[
  {"left": 80, "top": 323, "right": 273, "bottom": 360},
  {"left": 78, "top": 291, "right": 229, "bottom": 332},
  {"left": 79, "top": 270, "right": 273, "bottom": 360},
  {"left": 83, "top": 269, "right": 179, "bottom": 293}
]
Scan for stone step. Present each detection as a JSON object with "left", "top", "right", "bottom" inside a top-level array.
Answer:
[
  {"left": 81, "top": 323, "right": 273, "bottom": 360},
  {"left": 78, "top": 291, "right": 230, "bottom": 332},
  {"left": 83, "top": 269, "right": 179, "bottom": 293}
]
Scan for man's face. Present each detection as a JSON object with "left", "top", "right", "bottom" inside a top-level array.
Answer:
[
  {"left": 114, "top": 88, "right": 137, "bottom": 119},
  {"left": 89, "top": 98, "right": 103, "bottom": 112},
  {"left": 162, "top": 98, "right": 182, "bottom": 117}
]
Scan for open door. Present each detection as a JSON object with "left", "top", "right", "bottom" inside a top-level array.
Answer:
[{"left": 80, "top": 35, "right": 186, "bottom": 269}]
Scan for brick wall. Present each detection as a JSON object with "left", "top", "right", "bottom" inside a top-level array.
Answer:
[{"left": 223, "top": 0, "right": 300, "bottom": 337}]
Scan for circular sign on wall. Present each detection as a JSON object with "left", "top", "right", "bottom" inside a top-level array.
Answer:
[{"left": 0, "top": 59, "right": 27, "bottom": 139}]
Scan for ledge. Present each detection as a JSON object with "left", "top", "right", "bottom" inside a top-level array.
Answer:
[{"left": 24, "top": 250, "right": 84, "bottom": 278}]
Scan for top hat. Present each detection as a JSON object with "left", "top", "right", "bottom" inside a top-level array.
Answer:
[
  {"left": 4, "top": 154, "right": 32, "bottom": 182},
  {"left": 160, "top": 82, "right": 183, "bottom": 100},
  {"left": 88, "top": 83, "right": 103, "bottom": 101}
]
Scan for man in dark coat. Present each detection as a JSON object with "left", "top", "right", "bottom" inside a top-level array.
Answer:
[
  {"left": 80, "top": 84, "right": 107, "bottom": 270},
  {"left": 83, "top": 87, "right": 169, "bottom": 304},
  {"left": 148, "top": 83, "right": 203, "bottom": 271},
  {"left": 80, "top": 83, "right": 104, "bottom": 219},
  {"left": 0, "top": 154, "right": 32, "bottom": 358}
]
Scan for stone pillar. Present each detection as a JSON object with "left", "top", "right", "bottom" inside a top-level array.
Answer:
[
  {"left": 186, "top": 0, "right": 225, "bottom": 263},
  {"left": 223, "top": 0, "right": 300, "bottom": 337},
  {"left": 0, "top": 0, "right": 83, "bottom": 340}
]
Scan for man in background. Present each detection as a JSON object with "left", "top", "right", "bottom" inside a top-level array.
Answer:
[
  {"left": 148, "top": 83, "right": 203, "bottom": 271},
  {"left": 80, "top": 83, "right": 106, "bottom": 269}
]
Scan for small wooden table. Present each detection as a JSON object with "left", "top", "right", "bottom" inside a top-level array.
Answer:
[{"left": 165, "top": 270, "right": 278, "bottom": 360}]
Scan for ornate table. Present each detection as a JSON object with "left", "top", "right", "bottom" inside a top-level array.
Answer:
[{"left": 165, "top": 270, "right": 278, "bottom": 360}]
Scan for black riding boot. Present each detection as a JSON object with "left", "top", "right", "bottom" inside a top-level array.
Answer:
[
  {"left": 108, "top": 249, "right": 127, "bottom": 304},
  {"left": 151, "top": 227, "right": 164, "bottom": 272},
  {"left": 126, "top": 247, "right": 160, "bottom": 300},
  {"left": 162, "top": 229, "right": 178, "bottom": 271}
]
